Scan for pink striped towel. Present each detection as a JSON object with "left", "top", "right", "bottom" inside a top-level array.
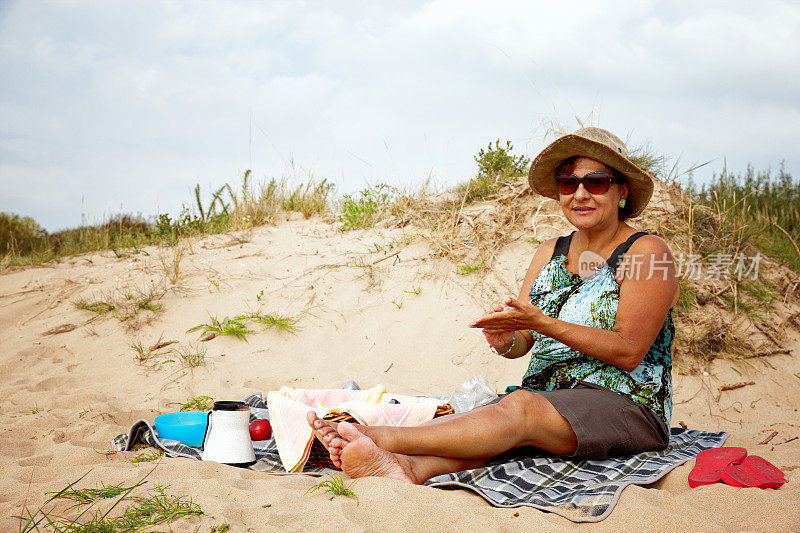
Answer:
[{"left": 267, "top": 385, "right": 441, "bottom": 472}]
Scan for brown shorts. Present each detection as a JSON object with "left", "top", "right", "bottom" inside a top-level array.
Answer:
[{"left": 499, "top": 382, "right": 669, "bottom": 460}]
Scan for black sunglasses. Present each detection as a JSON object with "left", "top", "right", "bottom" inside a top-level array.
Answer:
[{"left": 555, "top": 172, "right": 625, "bottom": 195}]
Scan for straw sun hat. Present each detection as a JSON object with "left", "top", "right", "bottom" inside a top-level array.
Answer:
[{"left": 528, "top": 127, "right": 655, "bottom": 218}]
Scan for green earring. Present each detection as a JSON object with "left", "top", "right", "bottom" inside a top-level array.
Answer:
[{"left": 618, "top": 197, "right": 627, "bottom": 209}]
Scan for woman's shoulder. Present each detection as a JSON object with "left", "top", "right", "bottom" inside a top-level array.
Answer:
[
  {"left": 616, "top": 233, "right": 679, "bottom": 305},
  {"left": 535, "top": 236, "right": 560, "bottom": 257},
  {"left": 518, "top": 236, "right": 563, "bottom": 298},
  {"left": 626, "top": 233, "right": 674, "bottom": 258},
  {"left": 530, "top": 236, "right": 566, "bottom": 267}
]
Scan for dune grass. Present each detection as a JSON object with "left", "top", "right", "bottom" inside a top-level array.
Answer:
[
  {"left": 685, "top": 163, "right": 800, "bottom": 273},
  {"left": 130, "top": 450, "right": 164, "bottom": 463},
  {"left": 158, "top": 245, "right": 186, "bottom": 286},
  {"left": 174, "top": 343, "right": 208, "bottom": 369},
  {"left": 1, "top": 141, "right": 524, "bottom": 263},
  {"left": 2, "top": 213, "right": 155, "bottom": 267},
  {"left": 129, "top": 335, "right": 177, "bottom": 365},
  {"left": 18, "top": 471, "right": 202, "bottom": 532},
  {"left": 74, "top": 284, "right": 167, "bottom": 324},
  {"left": 74, "top": 298, "right": 116, "bottom": 318},
  {"left": 304, "top": 474, "right": 359, "bottom": 504},
  {"left": 187, "top": 311, "right": 299, "bottom": 341},
  {"left": 666, "top": 168, "right": 799, "bottom": 364},
  {"left": 279, "top": 178, "right": 335, "bottom": 218},
  {"left": 51, "top": 481, "right": 139, "bottom": 509},
  {"left": 239, "top": 311, "right": 300, "bottom": 333},
  {"left": 168, "top": 395, "right": 215, "bottom": 412},
  {"left": 187, "top": 315, "right": 253, "bottom": 341},
  {"left": 455, "top": 257, "right": 486, "bottom": 275},
  {"left": 1, "top": 170, "right": 336, "bottom": 267}
]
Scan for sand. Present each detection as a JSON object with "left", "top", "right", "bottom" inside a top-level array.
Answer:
[{"left": 1, "top": 215, "right": 799, "bottom": 532}]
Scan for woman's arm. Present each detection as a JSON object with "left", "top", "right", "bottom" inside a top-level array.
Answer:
[{"left": 472, "top": 236, "right": 679, "bottom": 371}]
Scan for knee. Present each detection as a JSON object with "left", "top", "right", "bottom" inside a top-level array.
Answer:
[
  {"left": 497, "top": 391, "right": 577, "bottom": 454},
  {"left": 496, "top": 390, "right": 548, "bottom": 427}
]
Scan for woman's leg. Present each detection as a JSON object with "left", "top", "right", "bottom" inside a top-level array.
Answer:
[
  {"left": 309, "top": 390, "right": 578, "bottom": 466},
  {"left": 331, "top": 420, "right": 491, "bottom": 484}
]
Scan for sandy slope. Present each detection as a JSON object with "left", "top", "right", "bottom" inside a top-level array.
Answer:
[{"left": 1, "top": 216, "right": 798, "bottom": 532}]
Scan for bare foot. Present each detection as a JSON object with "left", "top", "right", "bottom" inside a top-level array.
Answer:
[
  {"left": 306, "top": 411, "right": 344, "bottom": 468},
  {"left": 337, "top": 422, "right": 415, "bottom": 484}
]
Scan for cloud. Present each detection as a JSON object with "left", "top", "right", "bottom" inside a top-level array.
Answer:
[{"left": 0, "top": 0, "right": 798, "bottom": 230}]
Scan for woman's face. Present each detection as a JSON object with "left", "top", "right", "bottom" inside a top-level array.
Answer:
[{"left": 557, "top": 157, "right": 629, "bottom": 231}]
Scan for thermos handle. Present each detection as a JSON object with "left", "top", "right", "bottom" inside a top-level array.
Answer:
[{"left": 202, "top": 410, "right": 212, "bottom": 448}]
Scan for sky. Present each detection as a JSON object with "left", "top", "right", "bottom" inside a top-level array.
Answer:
[{"left": 1, "top": 0, "right": 798, "bottom": 232}]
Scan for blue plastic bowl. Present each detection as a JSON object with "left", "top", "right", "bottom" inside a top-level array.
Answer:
[{"left": 153, "top": 412, "right": 208, "bottom": 446}]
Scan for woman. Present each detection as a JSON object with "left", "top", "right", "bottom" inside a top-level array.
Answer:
[{"left": 308, "top": 127, "right": 679, "bottom": 484}]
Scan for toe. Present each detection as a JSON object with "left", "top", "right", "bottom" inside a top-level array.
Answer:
[
  {"left": 306, "top": 411, "right": 318, "bottom": 427},
  {"left": 337, "top": 421, "right": 362, "bottom": 441}
]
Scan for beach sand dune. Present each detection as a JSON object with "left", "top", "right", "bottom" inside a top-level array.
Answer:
[{"left": 1, "top": 216, "right": 798, "bottom": 531}]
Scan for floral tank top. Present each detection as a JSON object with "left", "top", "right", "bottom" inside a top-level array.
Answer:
[{"left": 508, "top": 232, "right": 674, "bottom": 425}]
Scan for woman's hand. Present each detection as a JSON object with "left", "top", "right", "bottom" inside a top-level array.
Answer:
[
  {"left": 476, "top": 304, "right": 515, "bottom": 353},
  {"left": 469, "top": 297, "right": 547, "bottom": 333}
]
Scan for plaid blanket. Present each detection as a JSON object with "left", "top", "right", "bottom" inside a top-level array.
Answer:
[
  {"left": 425, "top": 427, "right": 728, "bottom": 522},
  {"left": 113, "top": 392, "right": 728, "bottom": 523},
  {"left": 114, "top": 392, "right": 329, "bottom": 474}
]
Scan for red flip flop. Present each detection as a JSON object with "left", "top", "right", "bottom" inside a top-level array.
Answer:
[
  {"left": 721, "top": 455, "right": 787, "bottom": 489},
  {"left": 688, "top": 447, "right": 747, "bottom": 488}
]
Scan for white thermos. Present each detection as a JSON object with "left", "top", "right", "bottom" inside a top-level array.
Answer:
[{"left": 201, "top": 401, "right": 256, "bottom": 466}]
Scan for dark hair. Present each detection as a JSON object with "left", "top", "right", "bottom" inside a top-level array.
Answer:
[
  {"left": 554, "top": 157, "right": 629, "bottom": 220},
  {"left": 553, "top": 156, "right": 578, "bottom": 177}
]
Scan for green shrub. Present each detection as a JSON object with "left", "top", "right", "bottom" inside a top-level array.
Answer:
[
  {"left": 0, "top": 212, "right": 46, "bottom": 255},
  {"left": 461, "top": 139, "right": 531, "bottom": 202},
  {"left": 338, "top": 184, "right": 393, "bottom": 231},
  {"left": 474, "top": 139, "right": 531, "bottom": 179}
]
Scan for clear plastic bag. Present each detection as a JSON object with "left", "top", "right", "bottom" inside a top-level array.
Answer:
[{"left": 446, "top": 375, "right": 499, "bottom": 413}]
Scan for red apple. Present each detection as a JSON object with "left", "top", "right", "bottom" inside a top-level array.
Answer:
[{"left": 249, "top": 419, "right": 272, "bottom": 440}]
